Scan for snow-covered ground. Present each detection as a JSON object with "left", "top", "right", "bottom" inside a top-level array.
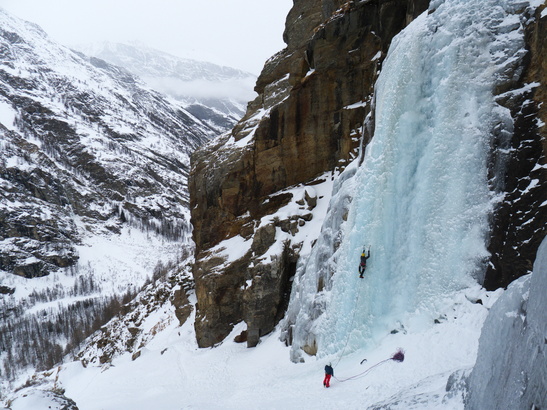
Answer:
[
  {"left": 6, "top": 283, "right": 502, "bottom": 410},
  {"left": 2, "top": 226, "right": 181, "bottom": 303},
  {"left": 0, "top": 223, "right": 186, "bottom": 395},
  {"left": 0, "top": 5, "right": 210, "bottom": 383}
]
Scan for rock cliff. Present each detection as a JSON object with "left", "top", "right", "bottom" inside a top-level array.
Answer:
[
  {"left": 190, "top": 0, "right": 430, "bottom": 348},
  {"left": 484, "top": 3, "right": 547, "bottom": 289}
]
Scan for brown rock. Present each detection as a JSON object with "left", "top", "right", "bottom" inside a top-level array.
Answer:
[
  {"left": 234, "top": 330, "right": 248, "bottom": 343},
  {"left": 251, "top": 223, "right": 277, "bottom": 256},
  {"left": 304, "top": 189, "right": 317, "bottom": 210},
  {"left": 172, "top": 288, "right": 193, "bottom": 326}
]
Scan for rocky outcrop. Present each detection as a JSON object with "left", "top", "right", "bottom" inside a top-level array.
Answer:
[
  {"left": 484, "top": 3, "right": 547, "bottom": 289},
  {"left": 0, "top": 127, "right": 80, "bottom": 278},
  {"left": 190, "top": 0, "right": 430, "bottom": 348},
  {"left": 77, "top": 270, "right": 194, "bottom": 367}
]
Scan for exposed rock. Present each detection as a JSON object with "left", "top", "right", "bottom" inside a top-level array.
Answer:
[
  {"left": 234, "top": 330, "right": 248, "bottom": 343},
  {"left": 242, "top": 243, "right": 298, "bottom": 347},
  {"left": 77, "top": 265, "right": 195, "bottom": 366},
  {"left": 190, "top": 0, "right": 430, "bottom": 348},
  {"left": 302, "top": 340, "right": 318, "bottom": 357},
  {"left": 251, "top": 223, "right": 277, "bottom": 256},
  {"left": 193, "top": 255, "right": 248, "bottom": 348},
  {"left": 173, "top": 288, "right": 193, "bottom": 326},
  {"left": 0, "top": 285, "right": 15, "bottom": 294},
  {"left": 484, "top": 3, "right": 547, "bottom": 289},
  {"left": 304, "top": 189, "right": 317, "bottom": 210}
]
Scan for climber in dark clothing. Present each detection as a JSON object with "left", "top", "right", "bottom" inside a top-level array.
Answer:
[
  {"left": 359, "top": 247, "right": 370, "bottom": 278},
  {"left": 323, "top": 363, "right": 334, "bottom": 387}
]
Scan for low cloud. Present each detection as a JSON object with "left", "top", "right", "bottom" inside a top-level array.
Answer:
[{"left": 143, "top": 76, "right": 257, "bottom": 103}]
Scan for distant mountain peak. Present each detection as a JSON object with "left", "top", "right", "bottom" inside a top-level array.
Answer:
[
  {"left": 73, "top": 41, "right": 258, "bottom": 132},
  {"left": 75, "top": 41, "right": 255, "bottom": 82}
]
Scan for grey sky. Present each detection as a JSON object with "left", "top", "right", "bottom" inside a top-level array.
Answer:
[{"left": 0, "top": 0, "right": 293, "bottom": 74}]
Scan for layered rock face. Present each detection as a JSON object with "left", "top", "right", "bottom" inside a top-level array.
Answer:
[
  {"left": 484, "top": 4, "right": 547, "bottom": 289},
  {"left": 190, "top": 0, "right": 429, "bottom": 348}
]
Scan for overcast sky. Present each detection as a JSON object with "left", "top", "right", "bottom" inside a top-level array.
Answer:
[{"left": 0, "top": 0, "right": 293, "bottom": 74}]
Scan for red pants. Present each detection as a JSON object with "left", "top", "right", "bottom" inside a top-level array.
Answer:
[{"left": 323, "top": 373, "right": 332, "bottom": 387}]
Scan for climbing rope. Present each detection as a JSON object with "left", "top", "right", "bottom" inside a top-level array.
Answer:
[
  {"left": 332, "top": 245, "right": 370, "bottom": 368},
  {"left": 334, "top": 349, "right": 405, "bottom": 383},
  {"left": 331, "top": 273, "right": 364, "bottom": 368}
]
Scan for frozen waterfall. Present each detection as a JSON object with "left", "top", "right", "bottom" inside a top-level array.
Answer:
[{"left": 283, "top": 0, "right": 528, "bottom": 361}]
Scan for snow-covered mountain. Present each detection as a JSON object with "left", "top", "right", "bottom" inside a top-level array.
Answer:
[
  {"left": 75, "top": 42, "right": 257, "bottom": 133},
  {"left": 0, "top": 7, "right": 213, "bottom": 381}
]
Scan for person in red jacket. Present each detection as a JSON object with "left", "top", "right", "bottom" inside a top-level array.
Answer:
[{"left": 323, "top": 363, "right": 334, "bottom": 387}]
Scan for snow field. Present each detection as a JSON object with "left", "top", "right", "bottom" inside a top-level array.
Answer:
[
  {"left": 5, "top": 282, "right": 500, "bottom": 410},
  {"left": 1, "top": 225, "right": 180, "bottom": 304}
]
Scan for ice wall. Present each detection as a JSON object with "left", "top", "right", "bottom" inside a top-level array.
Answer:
[
  {"left": 466, "top": 236, "right": 547, "bottom": 410},
  {"left": 283, "top": 0, "right": 529, "bottom": 361}
]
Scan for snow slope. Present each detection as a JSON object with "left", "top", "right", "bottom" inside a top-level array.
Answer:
[
  {"left": 0, "top": 6, "right": 211, "bottom": 382},
  {"left": 7, "top": 236, "right": 545, "bottom": 409},
  {"left": 6, "top": 282, "right": 501, "bottom": 410}
]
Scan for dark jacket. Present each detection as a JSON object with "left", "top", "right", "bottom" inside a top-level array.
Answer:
[
  {"left": 360, "top": 250, "right": 370, "bottom": 266},
  {"left": 325, "top": 364, "right": 334, "bottom": 376}
]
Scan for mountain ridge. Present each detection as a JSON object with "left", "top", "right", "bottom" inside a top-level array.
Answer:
[
  {"left": 0, "top": 6, "right": 211, "bottom": 379},
  {"left": 74, "top": 41, "right": 257, "bottom": 133}
]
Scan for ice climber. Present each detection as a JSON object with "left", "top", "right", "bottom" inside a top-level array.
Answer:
[
  {"left": 323, "top": 363, "right": 334, "bottom": 387},
  {"left": 358, "top": 247, "right": 370, "bottom": 278}
]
